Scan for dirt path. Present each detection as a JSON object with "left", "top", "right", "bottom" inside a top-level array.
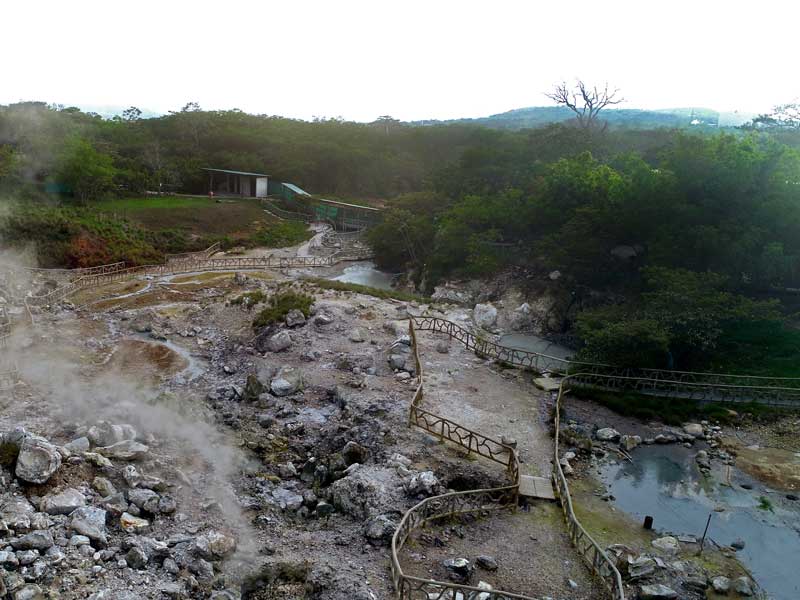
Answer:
[
  {"left": 401, "top": 504, "right": 603, "bottom": 600},
  {"left": 398, "top": 322, "right": 603, "bottom": 598},
  {"left": 416, "top": 327, "right": 553, "bottom": 478}
]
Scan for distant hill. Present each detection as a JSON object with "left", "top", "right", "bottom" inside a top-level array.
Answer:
[{"left": 413, "top": 106, "right": 757, "bottom": 130}]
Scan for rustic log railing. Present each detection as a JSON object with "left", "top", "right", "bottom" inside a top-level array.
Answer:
[
  {"left": 410, "top": 316, "right": 800, "bottom": 405},
  {"left": 23, "top": 252, "right": 371, "bottom": 308},
  {"left": 404, "top": 316, "right": 800, "bottom": 600},
  {"left": 391, "top": 319, "right": 527, "bottom": 599},
  {"left": 165, "top": 241, "right": 221, "bottom": 263}
]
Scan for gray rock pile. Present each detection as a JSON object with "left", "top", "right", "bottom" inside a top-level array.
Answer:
[{"left": 0, "top": 425, "right": 238, "bottom": 599}]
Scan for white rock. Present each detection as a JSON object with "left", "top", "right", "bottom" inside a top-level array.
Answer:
[
  {"left": 473, "top": 303, "right": 498, "bottom": 329},
  {"left": 651, "top": 536, "right": 680, "bottom": 554},
  {"left": 596, "top": 428, "right": 621, "bottom": 442}
]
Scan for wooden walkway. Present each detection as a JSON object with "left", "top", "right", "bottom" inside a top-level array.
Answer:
[{"left": 519, "top": 475, "right": 556, "bottom": 501}]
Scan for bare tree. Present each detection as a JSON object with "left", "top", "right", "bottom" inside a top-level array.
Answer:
[
  {"left": 751, "top": 102, "right": 800, "bottom": 129},
  {"left": 546, "top": 80, "right": 623, "bottom": 130}
]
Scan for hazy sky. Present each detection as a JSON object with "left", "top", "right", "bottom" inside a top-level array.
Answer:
[{"left": 3, "top": 0, "right": 797, "bottom": 121}]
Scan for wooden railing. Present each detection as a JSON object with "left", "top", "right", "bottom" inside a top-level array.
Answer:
[
  {"left": 401, "top": 317, "right": 626, "bottom": 600},
  {"left": 165, "top": 241, "right": 221, "bottom": 263},
  {"left": 24, "top": 252, "right": 371, "bottom": 307},
  {"left": 391, "top": 319, "right": 527, "bottom": 599},
  {"left": 410, "top": 317, "right": 800, "bottom": 406}
]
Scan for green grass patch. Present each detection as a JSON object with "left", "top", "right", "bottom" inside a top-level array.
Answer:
[
  {"left": 757, "top": 496, "right": 774, "bottom": 512},
  {"left": 304, "top": 276, "right": 428, "bottom": 303},
  {"left": 253, "top": 291, "right": 315, "bottom": 328},
  {"left": 92, "top": 196, "right": 214, "bottom": 211},
  {"left": 92, "top": 196, "right": 311, "bottom": 249},
  {"left": 571, "top": 387, "right": 781, "bottom": 426},
  {"left": 249, "top": 220, "right": 309, "bottom": 247}
]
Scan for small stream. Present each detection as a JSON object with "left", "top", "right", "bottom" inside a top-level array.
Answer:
[
  {"left": 498, "top": 333, "right": 573, "bottom": 361},
  {"left": 601, "top": 445, "right": 800, "bottom": 599},
  {"left": 329, "top": 261, "right": 396, "bottom": 291}
]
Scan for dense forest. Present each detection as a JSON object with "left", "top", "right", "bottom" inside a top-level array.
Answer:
[{"left": 2, "top": 100, "right": 800, "bottom": 372}]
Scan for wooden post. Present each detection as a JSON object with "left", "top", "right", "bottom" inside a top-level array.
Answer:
[{"left": 698, "top": 512, "right": 713, "bottom": 554}]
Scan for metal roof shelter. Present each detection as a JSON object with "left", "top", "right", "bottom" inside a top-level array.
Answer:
[
  {"left": 204, "top": 168, "right": 269, "bottom": 198},
  {"left": 203, "top": 168, "right": 269, "bottom": 178},
  {"left": 283, "top": 183, "right": 310, "bottom": 196}
]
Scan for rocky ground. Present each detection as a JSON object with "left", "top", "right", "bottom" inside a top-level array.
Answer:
[
  {"left": 4, "top": 239, "right": 795, "bottom": 600},
  {"left": 0, "top": 256, "right": 599, "bottom": 599}
]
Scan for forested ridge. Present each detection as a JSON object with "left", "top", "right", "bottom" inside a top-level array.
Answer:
[{"left": 2, "top": 100, "right": 800, "bottom": 372}]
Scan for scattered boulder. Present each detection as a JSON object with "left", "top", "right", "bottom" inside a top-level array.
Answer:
[
  {"left": 128, "top": 489, "right": 161, "bottom": 514},
  {"left": 682, "top": 423, "right": 704, "bottom": 438},
  {"left": 473, "top": 303, "right": 497, "bottom": 329},
  {"left": 87, "top": 422, "right": 136, "bottom": 447},
  {"left": 443, "top": 557, "right": 473, "bottom": 584},
  {"left": 342, "top": 441, "right": 368, "bottom": 466},
  {"left": 270, "top": 366, "right": 303, "bottom": 397},
  {"left": 476, "top": 555, "right": 498, "bottom": 571},
  {"left": 96, "top": 439, "right": 149, "bottom": 461},
  {"left": 314, "top": 313, "right": 334, "bottom": 327},
  {"left": 285, "top": 309, "right": 306, "bottom": 327},
  {"left": 403, "top": 471, "right": 439, "bottom": 497},
  {"left": 651, "top": 536, "right": 679, "bottom": 555},
  {"left": 271, "top": 488, "right": 304, "bottom": 512},
  {"left": 1, "top": 497, "right": 35, "bottom": 530},
  {"left": 15, "top": 434, "right": 62, "bottom": 484},
  {"left": 639, "top": 583, "right": 678, "bottom": 599},
  {"left": 63, "top": 437, "right": 90, "bottom": 453},
  {"left": 120, "top": 512, "right": 149, "bottom": 534},
  {"left": 620, "top": 435, "right": 642, "bottom": 452},
  {"left": 733, "top": 576, "right": 755, "bottom": 596},
  {"left": 10, "top": 530, "right": 54, "bottom": 551},
  {"left": 266, "top": 331, "right": 292, "bottom": 353},
  {"left": 695, "top": 450, "right": 711, "bottom": 470},
  {"left": 69, "top": 506, "right": 108, "bottom": 546},
  {"left": 435, "top": 340, "right": 449, "bottom": 354},
  {"left": 194, "top": 530, "right": 237, "bottom": 559},
  {"left": 10, "top": 584, "right": 44, "bottom": 600},
  {"left": 596, "top": 428, "right": 621, "bottom": 443},
  {"left": 40, "top": 488, "right": 86, "bottom": 515},
  {"left": 363, "top": 513, "right": 397, "bottom": 546},
  {"left": 711, "top": 576, "right": 730, "bottom": 594},
  {"left": 330, "top": 468, "right": 392, "bottom": 519},
  {"left": 126, "top": 546, "right": 149, "bottom": 570},
  {"left": 626, "top": 555, "right": 656, "bottom": 580}
]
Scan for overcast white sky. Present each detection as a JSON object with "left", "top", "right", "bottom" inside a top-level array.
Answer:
[{"left": 2, "top": 0, "right": 797, "bottom": 121}]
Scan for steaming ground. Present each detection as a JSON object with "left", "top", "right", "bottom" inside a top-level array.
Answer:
[{"left": 0, "top": 260, "right": 595, "bottom": 599}]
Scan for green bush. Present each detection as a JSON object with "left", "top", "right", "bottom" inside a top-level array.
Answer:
[
  {"left": 230, "top": 290, "right": 267, "bottom": 309},
  {"left": 253, "top": 291, "right": 315, "bottom": 328}
]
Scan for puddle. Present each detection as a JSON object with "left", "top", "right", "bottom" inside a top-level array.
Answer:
[
  {"left": 601, "top": 444, "right": 800, "bottom": 599},
  {"left": 329, "top": 261, "right": 396, "bottom": 290},
  {"left": 107, "top": 337, "right": 207, "bottom": 382}
]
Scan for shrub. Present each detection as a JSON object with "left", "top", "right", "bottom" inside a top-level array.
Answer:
[
  {"left": 230, "top": 290, "right": 267, "bottom": 309},
  {"left": 253, "top": 291, "right": 314, "bottom": 328}
]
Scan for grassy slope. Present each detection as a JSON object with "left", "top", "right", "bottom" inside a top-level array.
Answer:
[
  {"left": 91, "top": 196, "right": 292, "bottom": 239},
  {"left": 1, "top": 197, "right": 311, "bottom": 268}
]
